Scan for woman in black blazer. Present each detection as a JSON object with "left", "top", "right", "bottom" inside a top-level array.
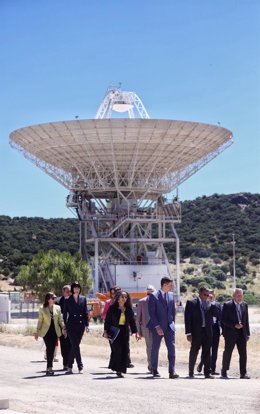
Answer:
[
  {"left": 63, "top": 281, "right": 89, "bottom": 374},
  {"left": 104, "top": 290, "right": 137, "bottom": 377}
]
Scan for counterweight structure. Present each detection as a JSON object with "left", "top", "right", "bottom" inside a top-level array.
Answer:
[{"left": 10, "top": 86, "right": 233, "bottom": 298}]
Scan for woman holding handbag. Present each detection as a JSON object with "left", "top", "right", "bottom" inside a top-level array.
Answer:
[
  {"left": 34, "top": 292, "right": 66, "bottom": 376},
  {"left": 104, "top": 290, "right": 138, "bottom": 378}
]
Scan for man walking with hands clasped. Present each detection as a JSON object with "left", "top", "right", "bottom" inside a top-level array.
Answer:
[
  {"left": 148, "top": 277, "right": 179, "bottom": 379},
  {"left": 221, "top": 288, "right": 250, "bottom": 379},
  {"left": 185, "top": 285, "right": 217, "bottom": 379}
]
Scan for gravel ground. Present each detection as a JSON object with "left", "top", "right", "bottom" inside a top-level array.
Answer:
[{"left": 1, "top": 344, "right": 260, "bottom": 414}]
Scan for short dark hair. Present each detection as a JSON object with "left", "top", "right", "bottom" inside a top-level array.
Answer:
[
  {"left": 199, "top": 285, "right": 209, "bottom": 294},
  {"left": 110, "top": 285, "right": 120, "bottom": 294},
  {"left": 71, "top": 281, "right": 81, "bottom": 294},
  {"left": 160, "top": 277, "right": 173, "bottom": 287},
  {"left": 43, "top": 292, "right": 55, "bottom": 307}
]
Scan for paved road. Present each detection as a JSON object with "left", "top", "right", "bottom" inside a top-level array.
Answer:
[{"left": 1, "top": 345, "right": 260, "bottom": 414}]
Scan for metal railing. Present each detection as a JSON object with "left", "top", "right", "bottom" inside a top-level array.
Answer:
[{"left": 10, "top": 300, "right": 40, "bottom": 319}]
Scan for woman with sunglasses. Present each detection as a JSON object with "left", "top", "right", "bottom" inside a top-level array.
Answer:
[
  {"left": 104, "top": 290, "right": 137, "bottom": 378},
  {"left": 34, "top": 292, "right": 66, "bottom": 376}
]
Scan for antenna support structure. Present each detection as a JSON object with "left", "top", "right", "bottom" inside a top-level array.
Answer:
[{"left": 9, "top": 85, "right": 233, "bottom": 300}]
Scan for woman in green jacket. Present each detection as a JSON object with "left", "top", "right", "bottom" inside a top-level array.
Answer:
[{"left": 34, "top": 292, "right": 66, "bottom": 375}]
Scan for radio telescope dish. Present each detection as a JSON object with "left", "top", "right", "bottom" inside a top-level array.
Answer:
[{"left": 9, "top": 86, "right": 233, "bottom": 296}]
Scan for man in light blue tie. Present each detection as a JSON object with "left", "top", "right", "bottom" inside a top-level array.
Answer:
[
  {"left": 147, "top": 277, "right": 179, "bottom": 379},
  {"left": 221, "top": 288, "right": 250, "bottom": 379}
]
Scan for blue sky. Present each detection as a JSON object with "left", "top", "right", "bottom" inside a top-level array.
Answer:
[{"left": 0, "top": 0, "right": 259, "bottom": 218}]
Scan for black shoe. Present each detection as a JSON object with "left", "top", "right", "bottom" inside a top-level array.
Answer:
[
  {"left": 205, "top": 374, "right": 215, "bottom": 379},
  {"left": 240, "top": 374, "right": 250, "bottom": 379},
  {"left": 116, "top": 372, "right": 124, "bottom": 378},
  {"left": 188, "top": 373, "right": 194, "bottom": 378},
  {"left": 211, "top": 371, "right": 220, "bottom": 375},
  {"left": 46, "top": 369, "right": 54, "bottom": 376},
  {"left": 63, "top": 366, "right": 68, "bottom": 371},
  {"left": 197, "top": 363, "right": 202, "bottom": 373},
  {"left": 169, "top": 372, "right": 179, "bottom": 379},
  {"left": 152, "top": 369, "right": 160, "bottom": 377},
  {"left": 128, "top": 363, "right": 134, "bottom": 368},
  {"left": 65, "top": 368, "right": 73, "bottom": 375},
  {"left": 221, "top": 370, "right": 228, "bottom": 379}
]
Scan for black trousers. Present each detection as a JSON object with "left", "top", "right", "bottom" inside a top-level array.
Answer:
[
  {"left": 67, "top": 326, "right": 85, "bottom": 369},
  {"left": 109, "top": 325, "right": 129, "bottom": 374},
  {"left": 59, "top": 334, "right": 71, "bottom": 367},
  {"left": 222, "top": 330, "right": 247, "bottom": 376},
  {"left": 189, "top": 328, "right": 212, "bottom": 376},
  {"left": 211, "top": 324, "right": 220, "bottom": 371},
  {"left": 43, "top": 321, "right": 57, "bottom": 369},
  {"left": 198, "top": 323, "right": 220, "bottom": 372}
]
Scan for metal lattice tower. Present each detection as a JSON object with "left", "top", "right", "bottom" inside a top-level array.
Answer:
[{"left": 10, "top": 86, "right": 233, "bottom": 298}]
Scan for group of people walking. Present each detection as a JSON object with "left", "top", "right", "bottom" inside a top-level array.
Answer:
[
  {"left": 35, "top": 281, "right": 88, "bottom": 376},
  {"left": 184, "top": 285, "right": 250, "bottom": 379},
  {"left": 35, "top": 278, "right": 250, "bottom": 380}
]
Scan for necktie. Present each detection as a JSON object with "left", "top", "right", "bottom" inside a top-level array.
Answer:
[
  {"left": 164, "top": 293, "right": 168, "bottom": 307},
  {"left": 201, "top": 301, "right": 206, "bottom": 327},
  {"left": 237, "top": 304, "right": 242, "bottom": 323}
]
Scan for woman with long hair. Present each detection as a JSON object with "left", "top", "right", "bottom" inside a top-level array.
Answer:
[
  {"left": 104, "top": 290, "right": 137, "bottom": 378},
  {"left": 63, "top": 281, "right": 89, "bottom": 374},
  {"left": 34, "top": 292, "right": 66, "bottom": 376}
]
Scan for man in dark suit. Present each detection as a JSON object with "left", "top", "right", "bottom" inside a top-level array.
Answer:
[
  {"left": 147, "top": 277, "right": 179, "bottom": 379},
  {"left": 221, "top": 288, "right": 250, "bottom": 379},
  {"left": 185, "top": 285, "right": 217, "bottom": 379},
  {"left": 197, "top": 289, "right": 222, "bottom": 375}
]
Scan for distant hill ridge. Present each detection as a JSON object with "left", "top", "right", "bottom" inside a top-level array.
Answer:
[{"left": 0, "top": 192, "right": 259, "bottom": 277}]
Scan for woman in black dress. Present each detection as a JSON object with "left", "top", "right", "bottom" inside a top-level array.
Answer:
[{"left": 104, "top": 290, "right": 137, "bottom": 377}]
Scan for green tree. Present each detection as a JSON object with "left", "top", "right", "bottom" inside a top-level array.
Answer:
[{"left": 17, "top": 250, "right": 92, "bottom": 301}]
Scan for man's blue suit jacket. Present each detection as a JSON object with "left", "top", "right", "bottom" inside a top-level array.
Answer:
[{"left": 147, "top": 290, "right": 176, "bottom": 333}]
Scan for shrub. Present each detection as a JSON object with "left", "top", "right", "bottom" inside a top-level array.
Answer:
[
  {"left": 190, "top": 256, "right": 202, "bottom": 265},
  {"left": 2, "top": 267, "right": 11, "bottom": 276},
  {"left": 184, "top": 267, "right": 195, "bottom": 275},
  {"left": 236, "top": 283, "right": 247, "bottom": 290},
  {"left": 193, "top": 248, "right": 211, "bottom": 258},
  {"left": 202, "top": 264, "right": 211, "bottom": 274},
  {"left": 216, "top": 293, "right": 231, "bottom": 303},
  {"left": 180, "top": 284, "right": 187, "bottom": 293},
  {"left": 213, "top": 256, "right": 222, "bottom": 264},
  {"left": 210, "top": 270, "right": 227, "bottom": 281},
  {"left": 220, "top": 264, "right": 229, "bottom": 273},
  {"left": 243, "top": 293, "right": 255, "bottom": 304},
  {"left": 251, "top": 258, "right": 260, "bottom": 266},
  {"left": 214, "top": 281, "right": 226, "bottom": 289}
]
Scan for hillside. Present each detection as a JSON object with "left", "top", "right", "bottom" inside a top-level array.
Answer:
[{"left": 0, "top": 192, "right": 259, "bottom": 301}]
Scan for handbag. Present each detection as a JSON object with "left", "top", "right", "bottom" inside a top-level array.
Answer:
[{"left": 108, "top": 325, "right": 120, "bottom": 344}]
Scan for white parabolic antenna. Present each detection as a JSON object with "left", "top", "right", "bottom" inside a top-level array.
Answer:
[{"left": 10, "top": 86, "right": 233, "bottom": 297}]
